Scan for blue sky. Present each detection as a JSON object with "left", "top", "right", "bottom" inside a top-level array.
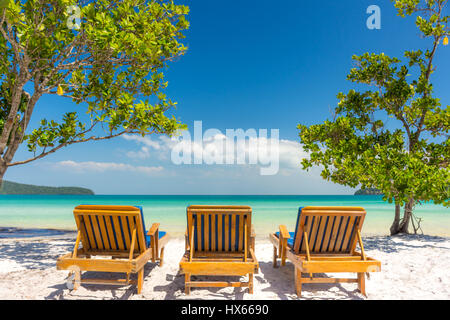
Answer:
[{"left": 5, "top": 0, "right": 450, "bottom": 194}]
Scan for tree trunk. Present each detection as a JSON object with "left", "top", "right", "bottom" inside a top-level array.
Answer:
[
  {"left": 0, "top": 161, "right": 6, "bottom": 189},
  {"left": 398, "top": 199, "right": 414, "bottom": 234},
  {"left": 390, "top": 199, "right": 415, "bottom": 235},
  {"left": 390, "top": 204, "right": 401, "bottom": 235}
]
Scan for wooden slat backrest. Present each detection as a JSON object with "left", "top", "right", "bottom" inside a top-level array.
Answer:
[
  {"left": 73, "top": 205, "right": 146, "bottom": 254},
  {"left": 187, "top": 205, "right": 252, "bottom": 253},
  {"left": 293, "top": 206, "right": 366, "bottom": 255}
]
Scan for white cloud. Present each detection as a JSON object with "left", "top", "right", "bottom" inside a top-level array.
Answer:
[
  {"left": 123, "top": 134, "right": 161, "bottom": 150},
  {"left": 122, "top": 133, "right": 308, "bottom": 172},
  {"left": 278, "top": 139, "right": 307, "bottom": 169},
  {"left": 55, "top": 160, "right": 164, "bottom": 175},
  {"left": 126, "top": 146, "right": 150, "bottom": 159},
  {"left": 123, "top": 134, "right": 174, "bottom": 160}
]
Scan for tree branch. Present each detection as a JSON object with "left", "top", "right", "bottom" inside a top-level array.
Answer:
[{"left": 6, "top": 129, "right": 149, "bottom": 167}]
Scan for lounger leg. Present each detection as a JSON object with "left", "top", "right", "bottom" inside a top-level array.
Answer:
[
  {"left": 280, "top": 239, "right": 287, "bottom": 266},
  {"left": 137, "top": 269, "right": 144, "bottom": 294},
  {"left": 248, "top": 273, "right": 254, "bottom": 294},
  {"left": 151, "top": 245, "right": 156, "bottom": 263},
  {"left": 185, "top": 273, "right": 191, "bottom": 295},
  {"left": 357, "top": 273, "right": 366, "bottom": 297},
  {"left": 294, "top": 267, "right": 302, "bottom": 297},
  {"left": 159, "top": 247, "right": 165, "bottom": 267},
  {"left": 67, "top": 266, "right": 81, "bottom": 290},
  {"left": 272, "top": 246, "right": 278, "bottom": 268}
]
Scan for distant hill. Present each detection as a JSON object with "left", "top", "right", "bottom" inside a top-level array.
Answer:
[
  {"left": 354, "top": 188, "right": 383, "bottom": 195},
  {"left": 0, "top": 180, "right": 94, "bottom": 195}
]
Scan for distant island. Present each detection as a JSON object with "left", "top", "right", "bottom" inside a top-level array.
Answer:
[
  {"left": 0, "top": 180, "right": 94, "bottom": 195},
  {"left": 354, "top": 188, "right": 383, "bottom": 195}
]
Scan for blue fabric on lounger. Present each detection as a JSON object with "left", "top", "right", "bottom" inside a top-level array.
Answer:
[
  {"left": 135, "top": 206, "right": 166, "bottom": 248},
  {"left": 145, "top": 232, "right": 167, "bottom": 248},
  {"left": 279, "top": 206, "right": 359, "bottom": 253},
  {"left": 80, "top": 204, "right": 165, "bottom": 251},
  {"left": 275, "top": 207, "right": 303, "bottom": 247},
  {"left": 275, "top": 231, "right": 295, "bottom": 247},
  {"left": 294, "top": 206, "right": 303, "bottom": 242},
  {"left": 190, "top": 212, "right": 244, "bottom": 251}
]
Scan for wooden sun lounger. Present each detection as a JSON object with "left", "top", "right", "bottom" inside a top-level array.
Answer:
[
  {"left": 56, "top": 205, "right": 169, "bottom": 294},
  {"left": 269, "top": 206, "right": 381, "bottom": 297},
  {"left": 179, "top": 205, "right": 258, "bottom": 294}
]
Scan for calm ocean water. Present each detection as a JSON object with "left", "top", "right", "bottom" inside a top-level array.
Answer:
[{"left": 0, "top": 195, "right": 449, "bottom": 238}]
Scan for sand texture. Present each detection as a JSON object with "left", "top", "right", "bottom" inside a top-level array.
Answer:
[{"left": 0, "top": 234, "right": 449, "bottom": 300}]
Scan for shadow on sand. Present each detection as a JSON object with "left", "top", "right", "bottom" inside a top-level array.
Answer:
[
  {"left": 0, "top": 236, "right": 74, "bottom": 270},
  {"left": 153, "top": 272, "right": 250, "bottom": 300},
  {"left": 45, "top": 263, "right": 158, "bottom": 300},
  {"left": 363, "top": 234, "right": 450, "bottom": 253},
  {"left": 257, "top": 261, "right": 365, "bottom": 300},
  {"left": 2, "top": 234, "right": 448, "bottom": 300}
]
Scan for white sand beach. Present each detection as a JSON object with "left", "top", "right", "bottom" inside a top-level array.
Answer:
[{"left": 0, "top": 234, "right": 449, "bottom": 300}]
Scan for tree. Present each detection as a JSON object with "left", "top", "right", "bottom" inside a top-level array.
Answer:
[
  {"left": 0, "top": 0, "right": 189, "bottom": 185},
  {"left": 298, "top": 0, "right": 449, "bottom": 235}
]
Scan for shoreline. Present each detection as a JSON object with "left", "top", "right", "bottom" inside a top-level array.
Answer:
[
  {"left": 2, "top": 225, "right": 450, "bottom": 240},
  {"left": 2, "top": 226, "right": 450, "bottom": 241},
  {"left": 0, "top": 234, "right": 449, "bottom": 299},
  {"left": 2, "top": 195, "right": 449, "bottom": 237},
  {"left": 0, "top": 227, "right": 76, "bottom": 239},
  {"left": 2, "top": 227, "right": 449, "bottom": 240}
]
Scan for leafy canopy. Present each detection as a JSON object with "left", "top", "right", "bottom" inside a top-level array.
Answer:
[
  {"left": 298, "top": 0, "right": 449, "bottom": 207},
  {"left": 0, "top": 0, "right": 189, "bottom": 166}
]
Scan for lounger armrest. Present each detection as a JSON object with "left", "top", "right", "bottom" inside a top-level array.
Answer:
[
  {"left": 279, "top": 225, "right": 290, "bottom": 239},
  {"left": 249, "top": 226, "right": 256, "bottom": 251},
  {"left": 147, "top": 223, "right": 160, "bottom": 236},
  {"left": 277, "top": 225, "right": 290, "bottom": 267},
  {"left": 184, "top": 229, "right": 190, "bottom": 250}
]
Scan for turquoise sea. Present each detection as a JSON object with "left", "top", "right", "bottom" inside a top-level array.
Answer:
[{"left": 0, "top": 195, "right": 449, "bottom": 238}]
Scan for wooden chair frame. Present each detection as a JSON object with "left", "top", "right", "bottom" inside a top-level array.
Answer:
[
  {"left": 269, "top": 206, "right": 381, "bottom": 297},
  {"left": 56, "top": 205, "right": 169, "bottom": 294},
  {"left": 179, "top": 205, "right": 258, "bottom": 294}
]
